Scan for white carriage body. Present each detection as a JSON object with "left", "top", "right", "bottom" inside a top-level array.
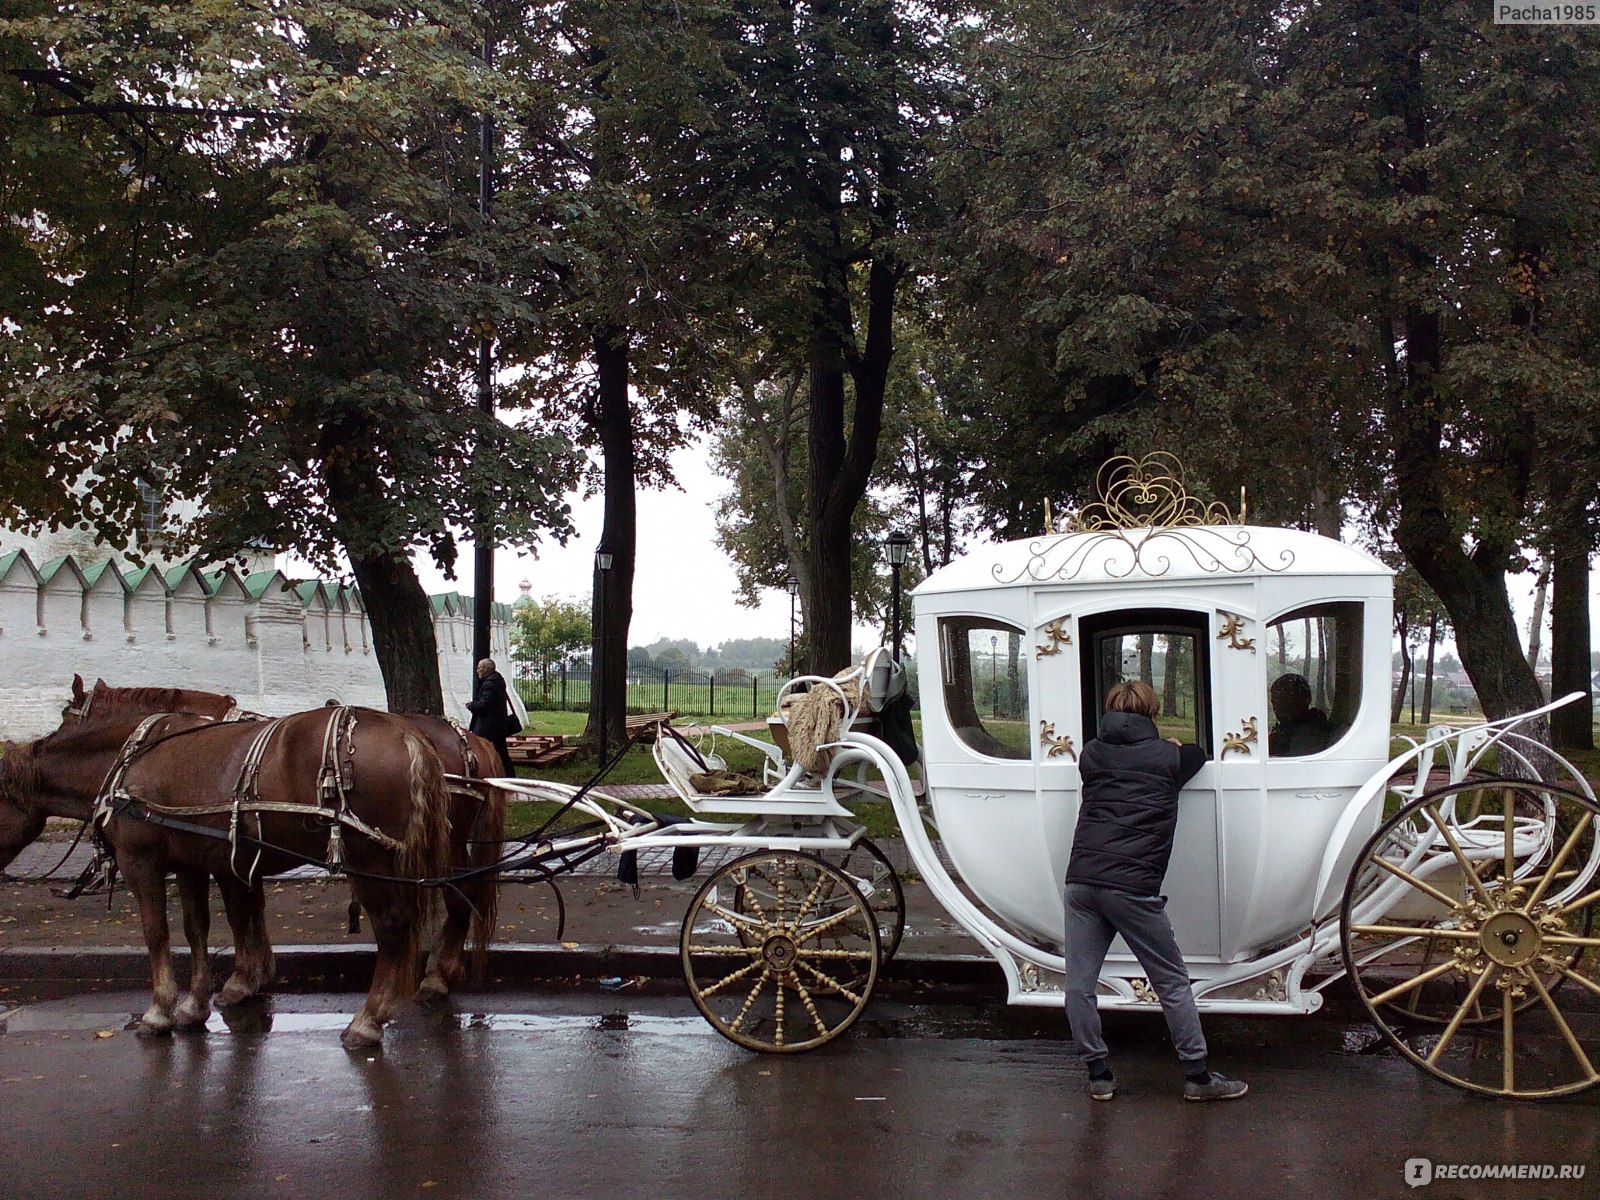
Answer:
[{"left": 911, "top": 524, "right": 1394, "bottom": 994}]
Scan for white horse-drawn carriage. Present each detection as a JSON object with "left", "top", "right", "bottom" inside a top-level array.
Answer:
[{"left": 501, "top": 461, "right": 1600, "bottom": 1099}]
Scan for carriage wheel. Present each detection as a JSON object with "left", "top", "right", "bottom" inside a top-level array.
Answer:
[
  {"left": 1340, "top": 778, "right": 1600, "bottom": 1098},
  {"left": 680, "top": 851, "right": 880, "bottom": 1053},
  {"left": 822, "top": 837, "right": 906, "bottom": 967}
]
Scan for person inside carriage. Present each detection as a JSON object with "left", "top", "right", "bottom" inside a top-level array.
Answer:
[
  {"left": 1063, "top": 681, "right": 1249, "bottom": 1103},
  {"left": 1267, "top": 672, "right": 1333, "bottom": 757}
]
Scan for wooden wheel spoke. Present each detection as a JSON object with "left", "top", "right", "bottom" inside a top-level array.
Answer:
[
  {"left": 795, "top": 957, "right": 865, "bottom": 1005},
  {"left": 1526, "top": 811, "right": 1593, "bottom": 910},
  {"left": 795, "top": 904, "right": 868, "bottom": 942},
  {"left": 1365, "top": 958, "right": 1464, "bottom": 1008},
  {"left": 1528, "top": 972, "right": 1599, "bottom": 1084},
  {"left": 1557, "top": 966, "right": 1600, "bottom": 1000},
  {"left": 1503, "top": 987, "right": 1515, "bottom": 1094},
  {"left": 703, "top": 900, "right": 769, "bottom": 938},
  {"left": 1503, "top": 787, "right": 1517, "bottom": 885},
  {"left": 1353, "top": 923, "right": 1477, "bottom": 941},
  {"left": 700, "top": 958, "right": 765, "bottom": 1000},
  {"left": 1426, "top": 966, "right": 1498, "bottom": 1067},
  {"left": 1372, "top": 856, "right": 1467, "bottom": 912},
  {"left": 727, "top": 969, "right": 770, "bottom": 1033},
  {"left": 787, "top": 972, "right": 830, "bottom": 1039},
  {"left": 1423, "top": 804, "right": 1495, "bottom": 908},
  {"left": 686, "top": 942, "right": 763, "bottom": 957}
]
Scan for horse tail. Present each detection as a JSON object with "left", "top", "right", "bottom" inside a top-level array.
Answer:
[
  {"left": 399, "top": 730, "right": 452, "bottom": 984},
  {"left": 468, "top": 783, "right": 506, "bottom": 978}
]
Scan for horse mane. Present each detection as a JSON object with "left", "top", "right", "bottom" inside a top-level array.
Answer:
[
  {"left": 90, "top": 682, "right": 236, "bottom": 719},
  {"left": 0, "top": 741, "right": 41, "bottom": 816}
]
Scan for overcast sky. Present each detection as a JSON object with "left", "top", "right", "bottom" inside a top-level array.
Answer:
[{"left": 406, "top": 435, "right": 1597, "bottom": 667}]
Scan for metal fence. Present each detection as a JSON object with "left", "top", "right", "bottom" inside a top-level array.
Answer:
[{"left": 514, "top": 664, "right": 784, "bottom": 719}]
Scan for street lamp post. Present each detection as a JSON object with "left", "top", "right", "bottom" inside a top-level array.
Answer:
[
  {"left": 786, "top": 574, "right": 800, "bottom": 678},
  {"left": 595, "top": 543, "right": 614, "bottom": 762},
  {"left": 991, "top": 634, "right": 999, "bottom": 717},
  {"left": 886, "top": 529, "right": 912, "bottom": 661}
]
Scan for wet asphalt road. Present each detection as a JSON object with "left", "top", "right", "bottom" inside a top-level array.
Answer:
[{"left": 1, "top": 988, "right": 1596, "bottom": 1200}]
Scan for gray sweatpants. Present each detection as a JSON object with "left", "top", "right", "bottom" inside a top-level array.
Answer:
[{"left": 1063, "top": 882, "right": 1207, "bottom": 1067}]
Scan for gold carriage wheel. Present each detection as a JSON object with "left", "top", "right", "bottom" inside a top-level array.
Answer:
[
  {"left": 680, "top": 850, "right": 880, "bottom": 1054},
  {"left": 1376, "top": 784, "right": 1594, "bottom": 1027},
  {"left": 819, "top": 837, "right": 906, "bottom": 966},
  {"left": 1340, "top": 777, "right": 1600, "bottom": 1099}
]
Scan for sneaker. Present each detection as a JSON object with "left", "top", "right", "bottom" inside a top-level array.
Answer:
[
  {"left": 1183, "top": 1072, "right": 1248, "bottom": 1102},
  {"left": 1089, "top": 1076, "right": 1116, "bottom": 1101}
]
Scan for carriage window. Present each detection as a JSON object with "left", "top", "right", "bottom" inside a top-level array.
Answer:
[
  {"left": 1266, "top": 602, "right": 1362, "bottom": 757},
  {"left": 939, "top": 618, "right": 1031, "bottom": 759},
  {"left": 1079, "top": 609, "right": 1211, "bottom": 752}
]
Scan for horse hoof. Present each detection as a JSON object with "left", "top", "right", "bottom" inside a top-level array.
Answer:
[
  {"left": 341, "top": 1021, "right": 384, "bottom": 1051},
  {"left": 137, "top": 1015, "right": 174, "bottom": 1038},
  {"left": 215, "top": 980, "right": 258, "bottom": 1007},
  {"left": 415, "top": 976, "right": 450, "bottom": 1005},
  {"left": 174, "top": 999, "right": 211, "bottom": 1029}
]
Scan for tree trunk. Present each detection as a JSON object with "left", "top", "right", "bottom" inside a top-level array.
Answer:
[
  {"left": 348, "top": 551, "right": 445, "bottom": 714},
  {"left": 1392, "top": 617, "right": 1412, "bottom": 725},
  {"left": 1420, "top": 611, "right": 1438, "bottom": 724},
  {"left": 1550, "top": 535, "right": 1595, "bottom": 750},
  {"left": 586, "top": 327, "right": 636, "bottom": 755},
  {"left": 1526, "top": 561, "right": 1549, "bottom": 676}
]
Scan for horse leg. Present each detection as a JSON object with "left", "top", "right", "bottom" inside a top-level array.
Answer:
[
  {"left": 214, "top": 876, "right": 275, "bottom": 1006},
  {"left": 341, "top": 882, "right": 416, "bottom": 1051},
  {"left": 419, "top": 887, "right": 471, "bottom": 1003},
  {"left": 172, "top": 868, "right": 213, "bottom": 1029},
  {"left": 120, "top": 854, "right": 179, "bottom": 1037}
]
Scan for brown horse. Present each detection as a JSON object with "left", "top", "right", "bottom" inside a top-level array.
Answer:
[
  {"left": 0, "top": 706, "right": 452, "bottom": 1048},
  {"left": 61, "top": 676, "right": 505, "bottom": 998}
]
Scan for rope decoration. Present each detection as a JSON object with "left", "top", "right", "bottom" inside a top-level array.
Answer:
[{"left": 783, "top": 673, "right": 862, "bottom": 775}]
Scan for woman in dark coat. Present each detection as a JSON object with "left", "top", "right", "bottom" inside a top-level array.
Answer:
[{"left": 466, "top": 657, "right": 515, "bottom": 775}]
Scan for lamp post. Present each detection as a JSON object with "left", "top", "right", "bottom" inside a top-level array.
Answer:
[
  {"left": 786, "top": 574, "right": 800, "bottom": 678},
  {"left": 991, "top": 634, "right": 999, "bottom": 717},
  {"left": 595, "top": 542, "right": 614, "bottom": 762},
  {"left": 886, "top": 528, "right": 912, "bottom": 661}
]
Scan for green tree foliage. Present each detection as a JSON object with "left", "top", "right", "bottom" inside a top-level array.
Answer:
[
  {"left": 0, "top": 1, "right": 580, "bottom": 712},
  {"left": 510, "top": 594, "right": 591, "bottom": 674},
  {"left": 942, "top": 1, "right": 1600, "bottom": 720}
]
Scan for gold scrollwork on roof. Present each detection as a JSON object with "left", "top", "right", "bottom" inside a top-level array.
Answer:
[
  {"left": 1061, "top": 453, "right": 1235, "bottom": 533},
  {"left": 1216, "top": 611, "right": 1256, "bottom": 652},
  {"left": 1221, "top": 716, "right": 1259, "bottom": 758},
  {"left": 1039, "top": 720, "right": 1077, "bottom": 760},
  {"left": 1035, "top": 618, "right": 1072, "bottom": 658}
]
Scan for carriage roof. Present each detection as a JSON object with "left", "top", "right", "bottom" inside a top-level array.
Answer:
[{"left": 914, "top": 524, "right": 1392, "bottom": 598}]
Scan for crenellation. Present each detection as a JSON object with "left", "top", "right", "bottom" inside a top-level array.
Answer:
[{"left": 0, "top": 546, "right": 517, "bottom": 738}]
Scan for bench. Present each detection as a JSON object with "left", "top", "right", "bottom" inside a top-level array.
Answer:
[
  {"left": 625, "top": 712, "right": 677, "bottom": 742},
  {"left": 504, "top": 734, "right": 579, "bottom": 768}
]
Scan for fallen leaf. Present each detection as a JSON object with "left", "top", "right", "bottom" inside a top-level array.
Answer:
[
  {"left": 560, "top": 941, "right": 578, "bottom": 949},
  {"left": 94, "top": 1030, "right": 115, "bottom": 1039}
]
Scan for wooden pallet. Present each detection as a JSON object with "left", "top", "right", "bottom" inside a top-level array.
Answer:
[{"left": 505, "top": 734, "right": 569, "bottom": 766}]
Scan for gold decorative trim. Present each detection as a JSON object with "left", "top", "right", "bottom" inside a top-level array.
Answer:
[
  {"left": 1062, "top": 453, "right": 1234, "bottom": 533},
  {"left": 1035, "top": 618, "right": 1072, "bottom": 658},
  {"left": 1216, "top": 611, "right": 1256, "bottom": 652},
  {"left": 1039, "top": 720, "right": 1077, "bottom": 760},
  {"left": 996, "top": 455, "right": 1293, "bottom": 585},
  {"left": 1130, "top": 978, "right": 1159, "bottom": 1004},
  {"left": 1221, "top": 716, "right": 1259, "bottom": 758}
]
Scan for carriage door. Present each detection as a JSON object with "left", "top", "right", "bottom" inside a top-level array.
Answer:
[{"left": 1078, "top": 608, "right": 1222, "bottom": 958}]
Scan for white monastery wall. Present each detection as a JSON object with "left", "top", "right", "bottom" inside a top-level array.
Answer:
[{"left": 0, "top": 547, "right": 518, "bottom": 740}]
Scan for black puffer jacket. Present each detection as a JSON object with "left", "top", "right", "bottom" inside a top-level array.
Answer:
[{"left": 1064, "top": 711, "right": 1207, "bottom": 895}]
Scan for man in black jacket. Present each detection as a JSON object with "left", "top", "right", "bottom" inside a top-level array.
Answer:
[
  {"left": 466, "top": 657, "right": 515, "bottom": 776},
  {"left": 1064, "top": 680, "right": 1247, "bottom": 1102}
]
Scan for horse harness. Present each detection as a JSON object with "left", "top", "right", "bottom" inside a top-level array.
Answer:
[{"left": 91, "top": 707, "right": 408, "bottom": 885}]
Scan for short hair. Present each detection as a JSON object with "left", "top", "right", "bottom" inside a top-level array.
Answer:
[
  {"left": 1105, "top": 680, "right": 1161, "bottom": 719},
  {"left": 1271, "top": 673, "right": 1311, "bottom": 707},
  {"left": 478, "top": 657, "right": 496, "bottom": 672}
]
